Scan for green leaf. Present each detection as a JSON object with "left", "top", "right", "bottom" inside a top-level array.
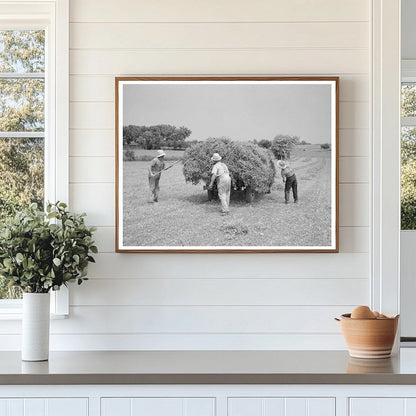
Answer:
[{"left": 53, "top": 258, "right": 61, "bottom": 267}]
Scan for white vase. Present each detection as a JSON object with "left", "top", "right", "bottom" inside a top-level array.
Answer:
[{"left": 22, "top": 292, "right": 50, "bottom": 361}]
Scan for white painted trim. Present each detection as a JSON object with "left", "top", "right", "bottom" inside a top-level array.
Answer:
[
  {"left": 0, "top": 132, "right": 45, "bottom": 138},
  {"left": 371, "top": 0, "right": 401, "bottom": 317},
  {"left": 0, "top": 0, "right": 69, "bottom": 315},
  {"left": 0, "top": 73, "right": 44, "bottom": 78},
  {"left": 401, "top": 117, "right": 416, "bottom": 127},
  {"left": 402, "top": 59, "right": 416, "bottom": 79}
]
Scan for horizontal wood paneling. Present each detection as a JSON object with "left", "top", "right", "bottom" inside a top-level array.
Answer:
[
  {"left": 69, "top": 0, "right": 369, "bottom": 23},
  {"left": 70, "top": 49, "right": 368, "bottom": 75},
  {"left": 339, "top": 227, "right": 369, "bottom": 253},
  {"left": 69, "top": 75, "right": 369, "bottom": 103},
  {"left": 70, "top": 157, "right": 114, "bottom": 183},
  {"left": 57, "top": 305, "right": 353, "bottom": 334},
  {"left": 70, "top": 22, "right": 368, "bottom": 50},
  {"left": 86, "top": 253, "right": 369, "bottom": 279},
  {"left": 69, "top": 102, "right": 368, "bottom": 130},
  {"left": 339, "top": 184, "right": 369, "bottom": 227},
  {"left": 0, "top": 333, "right": 347, "bottom": 350},
  {"left": 69, "top": 183, "right": 114, "bottom": 226},
  {"left": 70, "top": 277, "right": 368, "bottom": 306},
  {"left": 339, "top": 157, "right": 369, "bottom": 183},
  {"left": 338, "top": 129, "right": 369, "bottom": 157},
  {"left": 60, "top": 0, "right": 372, "bottom": 351},
  {"left": 0, "top": 305, "right": 356, "bottom": 335},
  {"left": 70, "top": 130, "right": 114, "bottom": 157},
  {"left": 92, "top": 226, "right": 369, "bottom": 254}
]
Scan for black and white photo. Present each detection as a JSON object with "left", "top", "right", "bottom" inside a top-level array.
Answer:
[{"left": 116, "top": 77, "right": 339, "bottom": 252}]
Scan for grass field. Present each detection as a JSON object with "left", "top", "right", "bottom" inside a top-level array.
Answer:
[{"left": 122, "top": 145, "right": 333, "bottom": 247}]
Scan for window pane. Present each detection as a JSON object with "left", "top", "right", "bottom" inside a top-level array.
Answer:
[
  {"left": 401, "top": 127, "right": 416, "bottom": 230},
  {"left": 0, "top": 29, "right": 45, "bottom": 301},
  {"left": 0, "top": 30, "right": 45, "bottom": 73},
  {"left": 0, "top": 78, "right": 44, "bottom": 131},
  {"left": 0, "top": 137, "right": 44, "bottom": 217},
  {"left": 0, "top": 138, "right": 44, "bottom": 300}
]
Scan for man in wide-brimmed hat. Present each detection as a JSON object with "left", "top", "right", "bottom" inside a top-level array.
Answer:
[
  {"left": 148, "top": 149, "right": 166, "bottom": 203},
  {"left": 277, "top": 159, "right": 298, "bottom": 204},
  {"left": 208, "top": 153, "right": 231, "bottom": 214}
]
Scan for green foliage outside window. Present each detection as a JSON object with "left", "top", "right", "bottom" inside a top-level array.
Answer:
[{"left": 0, "top": 30, "right": 45, "bottom": 299}]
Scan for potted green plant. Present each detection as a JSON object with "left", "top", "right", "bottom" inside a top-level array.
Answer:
[{"left": 0, "top": 202, "right": 97, "bottom": 361}]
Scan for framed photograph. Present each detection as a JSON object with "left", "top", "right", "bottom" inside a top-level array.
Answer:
[{"left": 115, "top": 77, "right": 339, "bottom": 253}]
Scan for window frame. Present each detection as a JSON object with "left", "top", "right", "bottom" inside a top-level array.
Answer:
[
  {"left": 0, "top": 0, "right": 69, "bottom": 316},
  {"left": 401, "top": 61, "right": 416, "bottom": 127}
]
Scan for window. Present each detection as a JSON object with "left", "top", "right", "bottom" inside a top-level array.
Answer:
[
  {"left": 0, "top": 29, "right": 45, "bottom": 300},
  {"left": 401, "top": 78, "right": 416, "bottom": 229},
  {"left": 0, "top": 0, "right": 69, "bottom": 314}
]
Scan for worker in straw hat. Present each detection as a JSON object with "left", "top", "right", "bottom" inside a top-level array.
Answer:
[
  {"left": 147, "top": 149, "right": 166, "bottom": 203},
  {"left": 208, "top": 153, "right": 231, "bottom": 214},
  {"left": 277, "top": 160, "right": 298, "bottom": 204}
]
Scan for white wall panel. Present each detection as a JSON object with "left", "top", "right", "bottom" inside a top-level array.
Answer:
[
  {"left": 86, "top": 253, "right": 369, "bottom": 279},
  {"left": 69, "top": 129, "right": 114, "bottom": 157},
  {"left": 69, "top": 183, "right": 114, "bottom": 226},
  {"left": 69, "top": 0, "right": 369, "bottom": 23},
  {"left": 70, "top": 75, "right": 114, "bottom": 102},
  {"left": 91, "top": 227, "right": 115, "bottom": 253},
  {"left": 62, "top": 0, "right": 372, "bottom": 350},
  {"left": 339, "top": 102, "right": 369, "bottom": 129},
  {"left": 70, "top": 157, "right": 115, "bottom": 183},
  {"left": 339, "top": 157, "right": 369, "bottom": 183},
  {"left": 70, "top": 22, "right": 368, "bottom": 50},
  {"left": 339, "top": 129, "right": 369, "bottom": 157},
  {"left": 70, "top": 49, "right": 368, "bottom": 76},
  {"left": 70, "top": 278, "right": 368, "bottom": 306},
  {"left": 70, "top": 75, "right": 369, "bottom": 103},
  {"left": 70, "top": 102, "right": 114, "bottom": 129},
  {"left": 339, "top": 184, "right": 369, "bottom": 227},
  {"left": 50, "top": 305, "right": 356, "bottom": 334},
  {"left": 0, "top": 332, "right": 347, "bottom": 350},
  {"left": 339, "top": 227, "right": 369, "bottom": 253}
]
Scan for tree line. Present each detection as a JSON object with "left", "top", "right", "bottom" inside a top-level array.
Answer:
[{"left": 123, "top": 124, "right": 194, "bottom": 150}]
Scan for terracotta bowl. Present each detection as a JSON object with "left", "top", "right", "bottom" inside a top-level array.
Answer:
[{"left": 337, "top": 313, "right": 399, "bottom": 359}]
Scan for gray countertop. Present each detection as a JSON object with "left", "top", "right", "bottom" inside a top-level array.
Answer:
[{"left": 2, "top": 349, "right": 416, "bottom": 385}]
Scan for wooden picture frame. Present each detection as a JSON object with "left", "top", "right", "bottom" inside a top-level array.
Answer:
[{"left": 115, "top": 76, "right": 339, "bottom": 253}]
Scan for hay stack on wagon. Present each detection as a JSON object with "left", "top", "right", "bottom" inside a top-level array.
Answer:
[{"left": 182, "top": 137, "right": 276, "bottom": 202}]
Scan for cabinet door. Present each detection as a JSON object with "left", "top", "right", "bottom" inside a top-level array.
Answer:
[
  {"left": 350, "top": 398, "right": 404, "bottom": 416},
  {"left": 228, "top": 397, "right": 335, "bottom": 416},
  {"left": 101, "top": 398, "right": 215, "bottom": 416},
  {"left": 350, "top": 398, "right": 416, "bottom": 416},
  {"left": 0, "top": 398, "right": 88, "bottom": 416}
]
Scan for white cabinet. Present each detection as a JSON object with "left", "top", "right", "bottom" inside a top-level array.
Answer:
[
  {"left": 0, "top": 398, "right": 88, "bottom": 416},
  {"left": 228, "top": 397, "right": 335, "bottom": 416},
  {"left": 349, "top": 398, "right": 416, "bottom": 416},
  {"left": 101, "top": 397, "right": 215, "bottom": 416}
]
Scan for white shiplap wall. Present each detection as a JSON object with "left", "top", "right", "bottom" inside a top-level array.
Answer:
[{"left": 53, "top": 0, "right": 371, "bottom": 350}]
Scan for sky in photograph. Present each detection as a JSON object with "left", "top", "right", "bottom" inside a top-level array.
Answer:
[{"left": 122, "top": 82, "right": 333, "bottom": 144}]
